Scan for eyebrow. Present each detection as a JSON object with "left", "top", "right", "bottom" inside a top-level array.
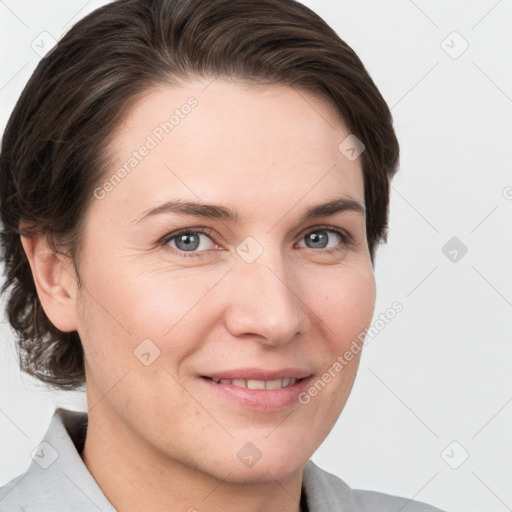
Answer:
[{"left": 132, "top": 197, "right": 365, "bottom": 225}]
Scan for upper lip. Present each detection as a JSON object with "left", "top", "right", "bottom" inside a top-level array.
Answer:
[{"left": 202, "top": 367, "right": 313, "bottom": 381}]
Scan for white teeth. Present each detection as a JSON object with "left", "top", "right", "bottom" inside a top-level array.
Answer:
[
  {"left": 247, "top": 379, "right": 266, "bottom": 389},
  {"left": 265, "top": 379, "right": 283, "bottom": 390},
  {"left": 210, "top": 377, "right": 299, "bottom": 389}
]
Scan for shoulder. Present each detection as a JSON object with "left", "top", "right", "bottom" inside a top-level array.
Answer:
[
  {"left": 0, "top": 453, "right": 76, "bottom": 512},
  {"left": 303, "top": 460, "right": 447, "bottom": 512},
  {"left": 0, "top": 471, "right": 28, "bottom": 511},
  {"left": 0, "top": 408, "right": 114, "bottom": 512}
]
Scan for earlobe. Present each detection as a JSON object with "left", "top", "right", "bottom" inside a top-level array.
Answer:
[{"left": 20, "top": 232, "right": 79, "bottom": 332}]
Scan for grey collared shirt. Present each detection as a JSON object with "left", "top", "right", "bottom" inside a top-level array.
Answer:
[{"left": 0, "top": 408, "right": 446, "bottom": 511}]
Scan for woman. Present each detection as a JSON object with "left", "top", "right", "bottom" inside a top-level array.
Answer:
[{"left": 0, "top": 0, "right": 447, "bottom": 510}]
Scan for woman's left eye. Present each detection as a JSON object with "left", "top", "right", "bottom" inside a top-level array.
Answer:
[
  {"left": 161, "top": 226, "right": 351, "bottom": 257},
  {"left": 297, "top": 227, "right": 350, "bottom": 252}
]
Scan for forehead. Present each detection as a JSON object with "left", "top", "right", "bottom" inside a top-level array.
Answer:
[{"left": 94, "top": 80, "right": 364, "bottom": 225}]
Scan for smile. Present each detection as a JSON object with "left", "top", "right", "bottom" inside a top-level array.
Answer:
[
  {"left": 199, "top": 373, "right": 314, "bottom": 411},
  {"left": 204, "top": 377, "right": 300, "bottom": 389}
]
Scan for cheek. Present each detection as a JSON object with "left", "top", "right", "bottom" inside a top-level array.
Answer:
[
  {"left": 76, "top": 257, "right": 223, "bottom": 364},
  {"left": 116, "top": 265, "right": 226, "bottom": 339},
  {"left": 289, "top": 264, "right": 376, "bottom": 447},
  {"left": 312, "top": 264, "right": 375, "bottom": 396},
  {"left": 313, "top": 263, "right": 376, "bottom": 348}
]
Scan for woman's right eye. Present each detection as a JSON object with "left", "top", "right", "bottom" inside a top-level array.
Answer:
[{"left": 162, "top": 229, "right": 217, "bottom": 256}]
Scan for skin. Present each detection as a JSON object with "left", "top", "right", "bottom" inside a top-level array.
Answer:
[{"left": 21, "top": 79, "right": 376, "bottom": 512}]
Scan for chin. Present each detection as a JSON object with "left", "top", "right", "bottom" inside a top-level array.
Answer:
[
  {"left": 209, "top": 438, "right": 309, "bottom": 484},
  {"left": 219, "top": 458, "right": 306, "bottom": 485}
]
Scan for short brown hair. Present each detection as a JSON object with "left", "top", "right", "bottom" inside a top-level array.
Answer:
[{"left": 0, "top": 0, "right": 399, "bottom": 391}]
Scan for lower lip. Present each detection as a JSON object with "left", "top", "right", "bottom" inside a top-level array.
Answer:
[{"left": 199, "top": 376, "right": 314, "bottom": 411}]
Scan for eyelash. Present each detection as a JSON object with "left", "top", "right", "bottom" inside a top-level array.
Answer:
[{"left": 159, "top": 225, "right": 353, "bottom": 258}]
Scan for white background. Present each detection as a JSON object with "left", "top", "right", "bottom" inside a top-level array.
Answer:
[{"left": 1, "top": 1, "right": 511, "bottom": 511}]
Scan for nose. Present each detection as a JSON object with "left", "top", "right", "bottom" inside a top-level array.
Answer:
[{"left": 223, "top": 246, "right": 311, "bottom": 347}]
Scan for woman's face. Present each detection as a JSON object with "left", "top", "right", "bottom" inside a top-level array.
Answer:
[{"left": 74, "top": 79, "right": 375, "bottom": 482}]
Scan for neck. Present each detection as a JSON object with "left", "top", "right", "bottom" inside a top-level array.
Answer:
[{"left": 81, "top": 400, "right": 305, "bottom": 512}]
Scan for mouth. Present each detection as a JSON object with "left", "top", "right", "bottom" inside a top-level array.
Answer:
[
  {"left": 201, "top": 376, "right": 306, "bottom": 390},
  {"left": 198, "top": 369, "right": 314, "bottom": 411}
]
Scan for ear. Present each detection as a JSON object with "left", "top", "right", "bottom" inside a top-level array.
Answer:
[{"left": 20, "top": 231, "right": 79, "bottom": 332}]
